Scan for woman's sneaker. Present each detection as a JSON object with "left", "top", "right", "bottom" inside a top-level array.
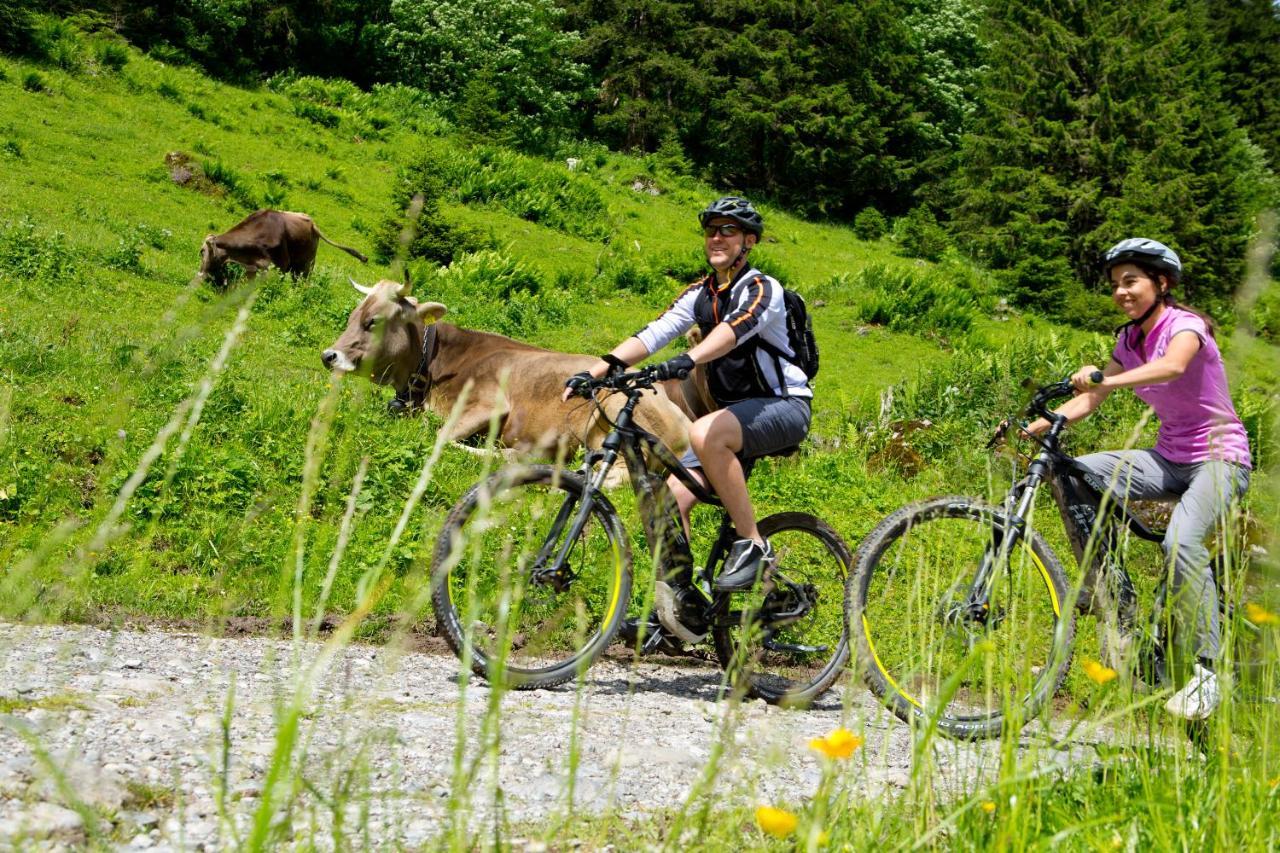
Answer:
[{"left": 1165, "top": 663, "right": 1221, "bottom": 720}]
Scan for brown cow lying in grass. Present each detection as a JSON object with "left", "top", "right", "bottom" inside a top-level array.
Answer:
[
  {"left": 321, "top": 278, "right": 691, "bottom": 459},
  {"left": 198, "top": 209, "right": 367, "bottom": 286}
]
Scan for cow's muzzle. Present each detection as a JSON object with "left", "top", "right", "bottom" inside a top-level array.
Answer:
[{"left": 321, "top": 349, "right": 358, "bottom": 372}]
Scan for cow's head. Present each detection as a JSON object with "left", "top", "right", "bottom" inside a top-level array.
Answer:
[
  {"left": 197, "top": 235, "right": 228, "bottom": 284},
  {"left": 321, "top": 278, "right": 447, "bottom": 389}
]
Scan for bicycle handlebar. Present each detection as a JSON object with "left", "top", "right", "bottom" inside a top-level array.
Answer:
[{"left": 571, "top": 367, "right": 661, "bottom": 398}]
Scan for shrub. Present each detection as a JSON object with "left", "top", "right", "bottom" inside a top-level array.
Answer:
[
  {"left": 92, "top": 39, "right": 128, "bottom": 71},
  {"left": 894, "top": 206, "right": 951, "bottom": 262},
  {"left": 156, "top": 80, "right": 181, "bottom": 100},
  {"left": 656, "top": 247, "right": 710, "bottom": 285},
  {"left": 0, "top": 217, "right": 79, "bottom": 284},
  {"left": 853, "top": 207, "right": 889, "bottom": 241},
  {"left": 133, "top": 223, "right": 172, "bottom": 250},
  {"left": 429, "top": 250, "right": 570, "bottom": 337},
  {"left": 103, "top": 238, "right": 143, "bottom": 273},
  {"left": 2, "top": 139, "right": 21, "bottom": 159},
  {"left": 851, "top": 264, "right": 978, "bottom": 339},
  {"left": 33, "top": 18, "right": 81, "bottom": 71},
  {"left": 596, "top": 245, "right": 666, "bottom": 296},
  {"left": 368, "top": 84, "right": 451, "bottom": 135},
  {"left": 22, "top": 71, "right": 46, "bottom": 93},
  {"left": 200, "top": 160, "right": 257, "bottom": 209},
  {"left": 375, "top": 150, "right": 490, "bottom": 266},
  {"left": 1250, "top": 279, "right": 1280, "bottom": 343},
  {"left": 275, "top": 74, "right": 362, "bottom": 108},
  {"left": 294, "top": 101, "right": 341, "bottom": 129},
  {"left": 439, "top": 145, "right": 610, "bottom": 241}
]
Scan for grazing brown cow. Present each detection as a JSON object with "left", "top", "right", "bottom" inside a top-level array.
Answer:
[
  {"left": 197, "top": 209, "right": 367, "bottom": 285},
  {"left": 321, "top": 278, "right": 691, "bottom": 458}
]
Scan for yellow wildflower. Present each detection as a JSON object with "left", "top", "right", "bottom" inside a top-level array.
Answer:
[
  {"left": 981, "top": 801, "right": 996, "bottom": 814},
  {"left": 1245, "top": 603, "right": 1279, "bottom": 626},
  {"left": 1082, "top": 659, "right": 1117, "bottom": 685},
  {"left": 1269, "top": 777, "right": 1279, "bottom": 789},
  {"left": 755, "top": 806, "right": 798, "bottom": 838},
  {"left": 808, "top": 727, "right": 864, "bottom": 760}
]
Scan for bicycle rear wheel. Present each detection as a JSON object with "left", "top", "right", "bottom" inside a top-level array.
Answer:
[
  {"left": 712, "top": 512, "right": 851, "bottom": 708},
  {"left": 848, "top": 497, "right": 1074, "bottom": 739},
  {"left": 431, "top": 465, "right": 632, "bottom": 689}
]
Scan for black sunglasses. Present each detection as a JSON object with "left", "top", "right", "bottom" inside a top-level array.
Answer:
[{"left": 702, "top": 223, "right": 742, "bottom": 238}]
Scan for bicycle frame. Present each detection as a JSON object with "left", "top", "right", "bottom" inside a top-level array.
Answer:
[
  {"left": 533, "top": 379, "right": 735, "bottom": 613},
  {"left": 963, "top": 383, "right": 1166, "bottom": 626},
  {"left": 547, "top": 373, "right": 821, "bottom": 642}
]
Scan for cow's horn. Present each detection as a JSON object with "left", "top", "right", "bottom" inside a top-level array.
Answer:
[
  {"left": 402, "top": 265, "right": 412, "bottom": 294},
  {"left": 349, "top": 277, "right": 375, "bottom": 296}
]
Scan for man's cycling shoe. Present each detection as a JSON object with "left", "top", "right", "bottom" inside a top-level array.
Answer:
[
  {"left": 715, "top": 538, "right": 774, "bottom": 592},
  {"left": 1165, "top": 663, "right": 1221, "bottom": 720}
]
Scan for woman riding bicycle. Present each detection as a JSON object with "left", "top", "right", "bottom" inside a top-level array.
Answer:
[
  {"left": 564, "top": 196, "right": 812, "bottom": 592},
  {"left": 1023, "top": 237, "right": 1252, "bottom": 720}
]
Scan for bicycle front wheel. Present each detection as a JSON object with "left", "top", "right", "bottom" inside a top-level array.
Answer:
[
  {"left": 848, "top": 497, "right": 1074, "bottom": 740},
  {"left": 713, "top": 512, "right": 851, "bottom": 708},
  {"left": 430, "top": 465, "right": 632, "bottom": 689}
]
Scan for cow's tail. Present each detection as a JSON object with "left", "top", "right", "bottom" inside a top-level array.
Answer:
[{"left": 314, "top": 227, "right": 368, "bottom": 264}]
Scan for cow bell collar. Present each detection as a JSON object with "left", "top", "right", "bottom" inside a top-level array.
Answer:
[{"left": 405, "top": 321, "right": 440, "bottom": 407}]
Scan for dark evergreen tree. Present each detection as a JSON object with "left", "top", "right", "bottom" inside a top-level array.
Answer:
[
  {"left": 1205, "top": 0, "right": 1280, "bottom": 170},
  {"left": 695, "top": 0, "right": 931, "bottom": 217},
  {"left": 562, "top": 0, "right": 704, "bottom": 153},
  {"left": 44, "top": 1, "right": 392, "bottom": 83},
  {"left": 0, "top": 0, "right": 36, "bottom": 55},
  {"left": 952, "top": 0, "right": 1262, "bottom": 322}
]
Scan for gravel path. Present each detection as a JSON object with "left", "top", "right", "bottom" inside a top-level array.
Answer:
[{"left": 0, "top": 622, "right": 1098, "bottom": 849}]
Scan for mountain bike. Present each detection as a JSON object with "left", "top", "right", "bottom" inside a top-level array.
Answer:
[
  {"left": 846, "top": 376, "right": 1261, "bottom": 740},
  {"left": 429, "top": 367, "right": 851, "bottom": 707}
]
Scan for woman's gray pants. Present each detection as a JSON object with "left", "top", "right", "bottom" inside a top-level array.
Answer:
[{"left": 1075, "top": 449, "right": 1250, "bottom": 664}]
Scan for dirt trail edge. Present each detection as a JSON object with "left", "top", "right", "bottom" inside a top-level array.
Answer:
[{"left": 0, "top": 622, "right": 1097, "bottom": 849}]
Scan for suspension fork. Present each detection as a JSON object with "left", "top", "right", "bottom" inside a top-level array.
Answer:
[
  {"left": 528, "top": 441, "right": 622, "bottom": 584},
  {"left": 962, "top": 457, "right": 1048, "bottom": 617}
]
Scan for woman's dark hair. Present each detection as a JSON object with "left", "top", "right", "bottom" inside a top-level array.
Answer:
[{"left": 1114, "top": 260, "right": 1215, "bottom": 347}]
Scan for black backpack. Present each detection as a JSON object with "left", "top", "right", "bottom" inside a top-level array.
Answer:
[{"left": 758, "top": 288, "right": 819, "bottom": 382}]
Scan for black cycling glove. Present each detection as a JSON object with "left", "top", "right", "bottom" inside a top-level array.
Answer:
[
  {"left": 653, "top": 353, "right": 695, "bottom": 381},
  {"left": 565, "top": 371, "right": 593, "bottom": 397}
]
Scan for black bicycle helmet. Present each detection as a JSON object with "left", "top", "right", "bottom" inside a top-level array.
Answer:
[
  {"left": 1102, "top": 237, "right": 1182, "bottom": 284},
  {"left": 698, "top": 196, "right": 764, "bottom": 237}
]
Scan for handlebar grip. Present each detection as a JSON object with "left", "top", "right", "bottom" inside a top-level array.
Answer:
[{"left": 1089, "top": 370, "right": 1104, "bottom": 386}]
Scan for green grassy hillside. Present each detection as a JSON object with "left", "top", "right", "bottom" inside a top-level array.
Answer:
[
  {"left": 0, "top": 44, "right": 1274, "bottom": 665},
  {"left": 2, "top": 35, "right": 1280, "bottom": 852}
]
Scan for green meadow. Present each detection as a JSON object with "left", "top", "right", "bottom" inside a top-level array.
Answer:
[{"left": 1, "top": 36, "right": 1279, "bottom": 850}]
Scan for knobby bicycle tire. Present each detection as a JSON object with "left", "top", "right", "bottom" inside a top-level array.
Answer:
[
  {"left": 713, "top": 512, "right": 852, "bottom": 708},
  {"left": 430, "top": 465, "right": 633, "bottom": 689},
  {"left": 848, "top": 496, "right": 1075, "bottom": 740}
]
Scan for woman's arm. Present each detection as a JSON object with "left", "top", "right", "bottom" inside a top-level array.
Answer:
[{"left": 1091, "top": 330, "right": 1201, "bottom": 392}]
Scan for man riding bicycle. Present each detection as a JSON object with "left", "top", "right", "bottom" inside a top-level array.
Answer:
[
  {"left": 1023, "top": 238, "right": 1252, "bottom": 719},
  {"left": 564, "top": 196, "right": 812, "bottom": 592}
]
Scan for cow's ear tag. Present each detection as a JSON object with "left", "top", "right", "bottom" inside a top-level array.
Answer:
[{"left": 416, "top": 301, "right": 447, "bottom": 322}]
